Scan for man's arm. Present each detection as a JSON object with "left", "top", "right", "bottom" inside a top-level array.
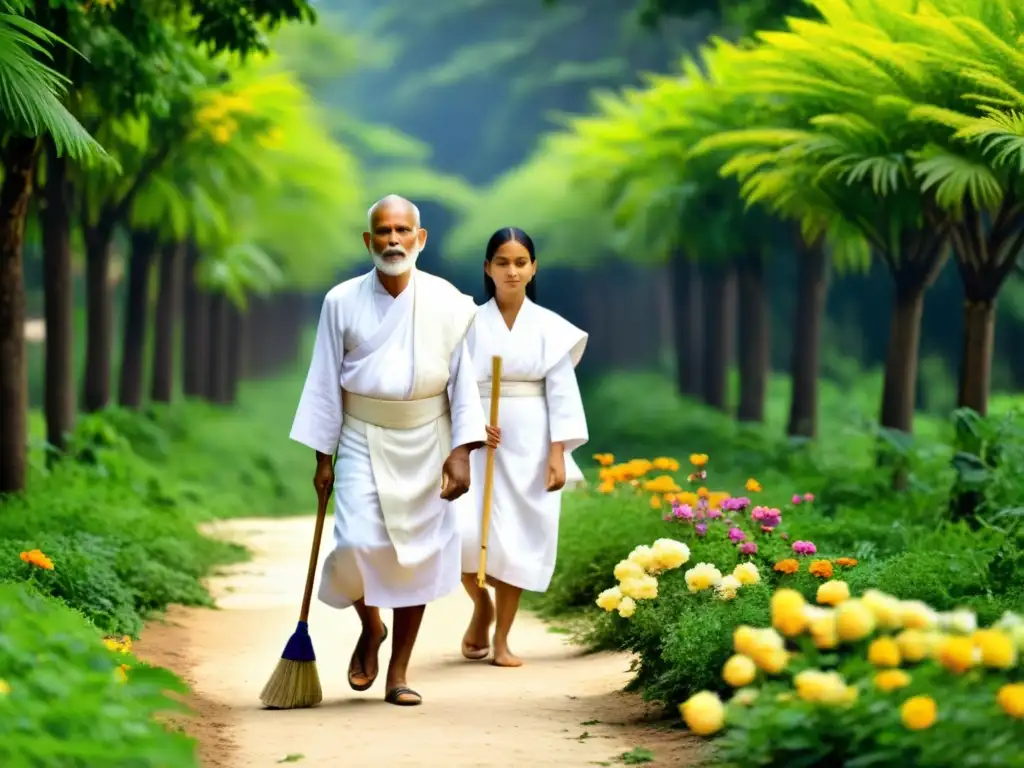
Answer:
[
  {"left": 447, "top": 338, "right": 487, "bottom": 456},
  {"left": 290, "top": 292, "right": 345, "bottom": 456}
]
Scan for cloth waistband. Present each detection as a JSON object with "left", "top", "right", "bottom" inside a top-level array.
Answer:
[
  {"left": 341, "top": 389, "right": 449, "bottom": 431},
  {"left": 479, "top": 380, "right": 545, "bottom": 398}
]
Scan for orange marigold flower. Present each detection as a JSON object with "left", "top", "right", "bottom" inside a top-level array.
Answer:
[
  {"left": 689, "top": 453, "right": 709, "bottom": 468},
  {"left": 697, "top": 487, "right": 710, "bottom": 499},
  {"left": 774, "top": 559, "right": 800, "bottom": 575},
  {"left": 745, "top": 478, "right": 762, "bottom": 493},
  {"left": 809, "top": 560, "right": 834, "bottom": 579},
  {"left": 836, "top": 557, "right": 858, "bottom": 567},
  {"left": 19, "top": 549, "right": 54, "bottom": 571}
]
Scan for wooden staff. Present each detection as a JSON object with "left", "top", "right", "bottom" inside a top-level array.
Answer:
[{"left": 477, "top": 356, "right": 503, "bottom": 588}]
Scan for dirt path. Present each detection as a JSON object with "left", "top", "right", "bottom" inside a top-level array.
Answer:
[{"left": 136, "top": 517, "right": 707, "bottom": 767}]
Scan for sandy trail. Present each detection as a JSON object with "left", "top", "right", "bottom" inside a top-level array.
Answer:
[{"left": 136, "top": 516, "right": 707, "bottom": 767}]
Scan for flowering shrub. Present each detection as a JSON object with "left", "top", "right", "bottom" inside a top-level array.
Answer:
[
  {"left": 0, "top": 583, "right": 196, "bottom": 767},
  {"left": 680, "top": 585, "right": 1024, "bottom": 766}
]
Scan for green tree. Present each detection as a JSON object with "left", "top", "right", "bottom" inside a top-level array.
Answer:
[{"left": 0, "top": 0, "right": 104, "bottom": 494}]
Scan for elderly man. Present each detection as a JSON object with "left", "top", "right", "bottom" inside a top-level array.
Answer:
[{"left": 290, "top": 195, "right": 487, "bottom": 706}]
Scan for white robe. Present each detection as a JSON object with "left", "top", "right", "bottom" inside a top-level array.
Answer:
[
  {"left": 290, "top": 269, "right": 486, "bottom": 610},
  {"left": 458, "top": 298, "right": 589, "bottom": 593}
]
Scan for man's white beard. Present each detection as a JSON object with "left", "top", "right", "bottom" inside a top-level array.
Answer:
[{"left": 371, "top": 244, "right": 420, "bottom": 276}]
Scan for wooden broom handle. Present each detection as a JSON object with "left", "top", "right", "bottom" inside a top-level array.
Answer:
[
  {"left": 299, "top": 479, "right": 332, "bottom": 622},
  {"left": 477, "top": 356, "right": 503, "bottom": 588}
]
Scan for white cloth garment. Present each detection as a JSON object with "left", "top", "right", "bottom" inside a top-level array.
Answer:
[
  {"left": 458, "top": 298, "right": 589, "bottom": 592},
  {"left": 290, "top": 268, "right": 486, "bottom": 609}
]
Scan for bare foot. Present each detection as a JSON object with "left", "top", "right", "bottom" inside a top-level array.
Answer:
[
  {"left": 461, "top": 592, "right": 494, "bottom": 660},
  {"left": 491, "top": 639, "right": 523, "bottom": 668}
]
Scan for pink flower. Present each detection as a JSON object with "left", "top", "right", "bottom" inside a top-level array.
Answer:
[
  {"left": 791, "top": 494, "right": 802, "bottom": 505},
  {"left": 695, "top": 523, "right": 708, "bottom": 537},
  {"left": 751, "top": 506, "right": 781, "bottom": 528},
  {"left": 707, "top": 508, "right": 723, "bottom": 519},
  {"left": 803, "top": 493, "right": 814, "bottom": 503},
  {"left": 739, "top": 541, "right": 758, "bottom": 556},
  {"left": 673, "top": 503, "right": 694, "bottom": 521},
  {"left": 722, "top": 497, "right": 751, "bottom": 512},
  {"left": 728, "top": 527, "right": 746, "bottom": 543},
  {"left": 791, "top": 540, "right": 816, "bottom": 555}
]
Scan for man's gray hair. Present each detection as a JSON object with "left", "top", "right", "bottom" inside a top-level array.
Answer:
[{"left": 367, "top": 194, "right": 421, "bottom": 229}]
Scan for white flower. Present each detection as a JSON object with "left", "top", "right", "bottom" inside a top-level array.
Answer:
[
  {"left": 939, "top": 609, "right": 977, "bottom": 634},
  {"left": 716, "top": 575, "right": 742, "bottom": 601}
]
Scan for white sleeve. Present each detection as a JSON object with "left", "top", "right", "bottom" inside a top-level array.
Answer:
[
  {"left": 289, "top": 294, "right": 344, "bottom": 455},
  {"left": 545, "top": 352, "right": 588, "bottom": 452},
  {"left": 448, "top": 338, "right": 487, "bottom": 450}
]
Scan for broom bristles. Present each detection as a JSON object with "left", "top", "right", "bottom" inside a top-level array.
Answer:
[
  {"left": 260, "top": 620, "right": 322, "bottom": 709},
  {"left": 260, "top": 658, "right": 322, "bottom": 709}
]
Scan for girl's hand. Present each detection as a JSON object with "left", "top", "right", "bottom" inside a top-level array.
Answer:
[
  {"left": 546, "top": 450, "right": 566, "bottom": 492},
  {"left": 485, "top": 425, "right": 502, "bottom": 450}
]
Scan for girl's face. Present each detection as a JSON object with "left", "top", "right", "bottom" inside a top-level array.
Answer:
[{"left": 485, "top": 240, "right": 536, "bottom": 300}]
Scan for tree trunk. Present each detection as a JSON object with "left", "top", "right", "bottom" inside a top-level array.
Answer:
[
  {"left": 226, "top": 305, "right": 244, "bottom": 404},
  {"left": 669, "top": 251, "right": 703, "bottom": 397},
  {"left": 702, "top": 261, "right": 737, "bottom": 411},
  {"left": 81, "top": 215, "right": 117, "bottom": 413},
  {"left": 787, "top": 237, "right": 829, "bottom": 438},
  {"left": 151, "top": 241, "right": 183, "bottom": 403},
  {"left": 737, "top": 251, "right": 770, "bottom": 423},
  {"left": 118, "top": 230, "right": 158, "bottom": 408},
  {"left": 245, "top": 296, "right": 269, "bottom": 378},
  {"left": 957, "top": 300, "right": 996, "bottom": 416},
  {"left": 879, "top": 283, "right": 926, "bottom": 433},
  {"left": 207, "top": 293, "right": 231, "bottom": 404},
  {"left": 181, "top": 242, "right": 209, "bottom": 398},
  {"left": 0, "top": 136, "right": 40, "bottom": 494},
  {"left": 40, "top": 145, "right": 75, "bottom": 453}
]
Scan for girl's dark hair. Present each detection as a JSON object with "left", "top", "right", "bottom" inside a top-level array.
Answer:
[{"left": 483, "top": 227, "right": 537, "bottom": 302}]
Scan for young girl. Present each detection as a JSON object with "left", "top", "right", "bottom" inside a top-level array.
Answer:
[{"left": 459, "top": 227, "right": 589, "bottom": 667}]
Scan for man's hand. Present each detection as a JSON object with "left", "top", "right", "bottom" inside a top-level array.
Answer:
[
  {"left": 314, "top": 452, "right": 335, "bottom": 501},
  {"left": 546, "top": 447, "right": 566, "bottom": 492},
  {"left": 485, "top": 425, "right": 501, "bottom": 450},
  {"left": 441, "top": 446, "right": 472, "bottom": 501}
]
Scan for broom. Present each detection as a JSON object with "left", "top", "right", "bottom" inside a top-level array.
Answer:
[
  {"left": 477, "top": 356, "right": 503, "bottom": 588},
  {"left": 259, "top": 478, "right": 331, "bottom": 709}
]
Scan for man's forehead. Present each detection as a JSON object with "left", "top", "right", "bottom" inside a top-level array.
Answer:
[{"left": 371, "top": 202, "right": 417, "bottom": 228}]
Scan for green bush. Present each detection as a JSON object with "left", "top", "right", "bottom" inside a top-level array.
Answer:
[
  {"left": 0, "top": 582, "right": 197, "bottom": 768},
  {"left": 539, "top": 373, "right": 1024, "bottom": 714}
]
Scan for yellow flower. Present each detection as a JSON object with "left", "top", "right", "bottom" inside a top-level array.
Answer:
[
  {"left": 900, "top": 600, "right": 938, "bottom": 630},
  {"left": 773, "top": 559, "right": 799, "bottom": 575},
  {"left": 697, "top": 486, "right": 709, "bottom": 499},
  {"left": 595, "top": 586, "right": 622, "bottom": 612},
  {"left": 901, "top": 695, "right": 937, "bottom": 730},
  {"left": 808, "top": 610, "right": 839, "bottom": 650},
  {"left": 614, "top": 560, "right": 645, "bottom": 583},
  {"left": 627, "top": 546, "right": 657, "bottom": 572},
  {"left": 649, "top": 494, "right": 662, "bottom": 509},
  {"left": 643, "top": 475, "right": 681, "bottom": 493},
  {"left": 874, "top": 669, "right": 911, "bottom": 692},
  {"left": 716, "top": 575, "right": 742, "bottom": 601},
  {"left": 593, "top": 453, "right": 615, "bottom": 466},
  {"left": 972, "top": 629, "right": 1017, "bottom": 669},
  {"left": 734, "top": 626, "right": 783, "bottom": 657},
  {"left": 836, "top": 599, "right": 876, "bottom": 642},
  {"left": 651, "top": 538, "right": 690, "bottom": 570},
  {"left": 689, "top": 453, "right": 709, "bottom": 468},
  {"left": 617, "top": 596, "right": 637, "bottom": 619},
  {"left": 745, "top": 478, "right": 762, "bottom": 492},
  {"left": 939, "top": 609, "right": 977, "bottom": 635},
  {"left": 808, "top": 560, "right": 833, "bottom": 579},
  {"left": 597, "top": 481, "right": 615, "bottom": 494},
  {"left": 684, "top": 563, "right": 723, "bottom": 593},
  {"left": 19, "top": 549, "right": 54, "bottom": 570},
  {"left": 867, "top": 637, "right": 902, "bottom": 668},
  {"left": 937, "top": 635, "right": 978, "bottom": 674},
  {"left": 619, "top": 575, "right": 658, "bottom": 601},
  {"left": 211, "top": 122, "right": 235, "bottom": 145},
  {"left": 680, "top": 691, "right": 725, "bottom": 736},
  {"left": 653, "top": 456, "right": 680, "bottom": 471},
  {"left": 895, "top": 629, "right": 931, "bottom": 663},
  {"left": 794, "top": 669, "right": 855, "bottom": 705},
  {"left": 722, "top": 654, "right": 757, "bottom": 687},
  {"left": 996, "top": 683, "right": 1024, "bottom": 718},
  {"left": 0, "top": 679, "right": 9, "bottom": 695},
  {"left": 771, "top": 589, "right": 808, "bottom": 637},
  {"left": 863, "top": 590, "right": 903, "bottom": 630},
  {"left": 816, "top": 580, "right": 850, "bottom": 606},
  {"left": 732, "top": 562, "right": 760, "bottom": 586},
  {"left": 751, "top": 645, "right": 789, "bottom": 674},
  {"left": 115, "top": 664, "right": 131, "bottom": 683}
]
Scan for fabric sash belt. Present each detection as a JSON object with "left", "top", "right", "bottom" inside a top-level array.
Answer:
[
  {"left": 341, "top": 389, "right": 449, "bottom": 432},
  {"left": 479, "top": 380, "right": 545, "bottom": 398}
]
